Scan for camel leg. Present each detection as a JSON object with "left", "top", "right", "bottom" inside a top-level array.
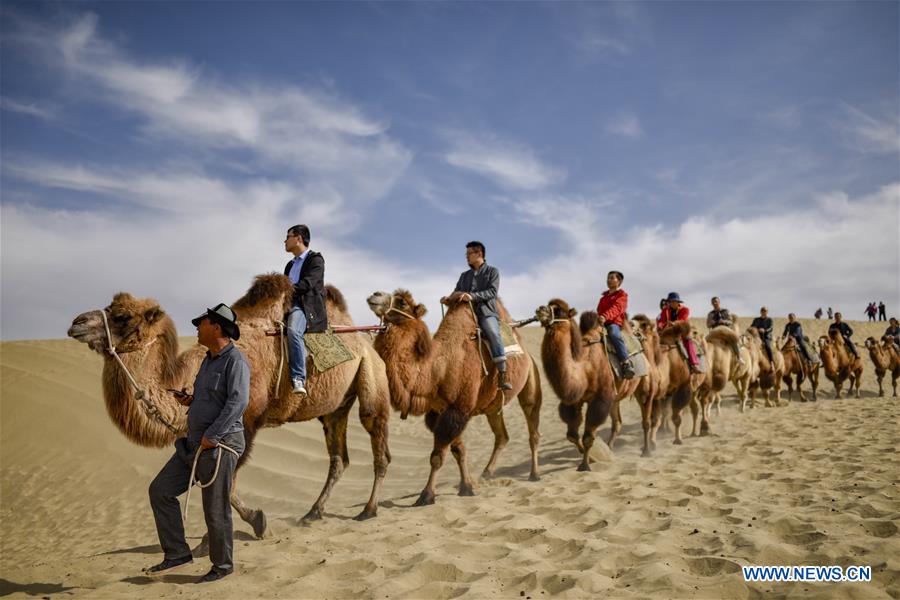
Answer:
[
  {"left": 649, "top": 398, "right": 662, "bottom": 450},
  {"left": 450, "top": 438, "right": 476, "bottom": 496},
  {"left": 354, "top": 401, "right": 391, "bottom": 521},
  {"left": 689, "top": 394, "right": 701, "bottom": 437},
  {"left": 811, "top": 369, "right": 819, "bottom": 401},
  {"left": 892, "top": 371, "right": 898, "bottom": 397},
  {"left": 854, "top": 372, "right": 862, "bottom": 398},
  {"left": 578, "top": 396, "right": 610, "bottom": 472},
  {"left": 481, "top": 409, "right": 509, "bottom": 479},
  {"left": 517, "top": 367, "right": 542, "bottom": 481},
  {"left": 607, "top": 399, "right": 623, "bottom": 450},
  {"left": 219, "top": 428, "right": 268, "bottom": 539},
  {"left": 559, "top": 403, "right": 584, "bottom": 452},
  {"left": 700, "top": 394, "right": 711, "bottom": 436},
  {"left": 877, "top": 373, "right": 885, "bottom": 397},
  {"left": 834, "top": 380, "right": 843, "bottom": 399},
  {"left": 415, "top": 407, "right": 469, "bottom": 506},
  {"left": 671, "top": 386, "right": 691, "bottom": 445},
  {"left": 302, "top": 402, "right": 353, "bottom": 523},
  {"left": 639, "top": 396, "right": 653, "bottom": 457},
  {"left": 713, "top": 391, "right": 721, "bottom": 417}
]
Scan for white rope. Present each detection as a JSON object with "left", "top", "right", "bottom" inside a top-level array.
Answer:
[
  {"left": 274, "top": 319, "right": 287, "bottom": 395},
  {"left": 98, "top": 310, "right": 181, "bottom": 435},
  {"left": 182, "top": 442, "right": 241, "bottom": 521}
]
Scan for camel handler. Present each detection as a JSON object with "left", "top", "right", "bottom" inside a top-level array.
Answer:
[
  {"left": 750, "top": 307, "right": 776, "bottom": 369},
  {"left": 829, "top": 312, "right": 859, "bottom": 358},
  {"left": 707, "top": 296, "right": 743, "bottom": 363},
  {"left": 283, "top": 224, "right": 327, "bottom": 395},
  {"left": 782, "top": 313, "right": 816, "bottom": 364},
  {"left": 441, "top": 241, "right": 512, "bottom": 391},
  {"left": 883, "top": 317, "right": 900, "bottom": 353},
  {"left": 657, "top": 292, "right": 702, "bottom": 374},
  {"left": 596, "top": 270, "right": 636, "bottom": 379},
  {"left": 145, "top": 303, "right": 249, "bottom": 583}
]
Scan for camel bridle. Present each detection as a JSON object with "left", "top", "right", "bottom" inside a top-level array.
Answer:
[
  {"left": 384, "top": 294, "right": 417, "bottom": 323},
  {"left": 96, "top": 309, "right": 182, "bottom": 435}
]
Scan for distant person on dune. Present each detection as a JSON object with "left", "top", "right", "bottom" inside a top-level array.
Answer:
[
  {"left": 827, "top": 307, "right": 833, "bottom": 319},
  {"left": 814, "top": 307, "right": 823, "bottom": 319},
  {"left": 865, "top": 302, "right": 877, "bottom": 322},
  {"left": 878, "top": 301, "right": 887, "bottom": 321}
]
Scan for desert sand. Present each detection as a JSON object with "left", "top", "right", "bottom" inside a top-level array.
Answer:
[{"left": 1, "top": 316, "right": 898, "bottom": 599}]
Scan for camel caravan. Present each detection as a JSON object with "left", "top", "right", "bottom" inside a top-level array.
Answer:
[{"left": 66, "top": 225, "right": 892, "bottom": 580}]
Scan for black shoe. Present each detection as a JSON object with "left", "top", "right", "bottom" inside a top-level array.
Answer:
[
  {"left": 621, "top": 361, "right": 636, "bottom": 380},
  {"left": 143, "top": 555, "right": 193, "bottom": 577},
  {"left": 196, "top": 567, "right": 232, "bottom": 583},
  {"left": 497, "top": 371, "right": 513, "bottom": 391}
]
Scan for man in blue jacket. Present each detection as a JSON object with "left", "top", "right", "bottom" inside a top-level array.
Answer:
[
  {"left": 144, "top": 303, "right": 250, "bottom": 583},
  {"left": 442, "top": 241, "right": 512, "bottom": 390}
]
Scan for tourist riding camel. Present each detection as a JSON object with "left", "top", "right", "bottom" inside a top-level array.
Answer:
[
  {"left": 595, "top": 270, "right": 635, "bottom": 379},
  {"left": 865, "top": 335, "right": 899, "bottom": 398},
  {"left": 282, "top": 224, "right": 327, "bottom": 395},
  {"left": 657, "top": 292, "right": 701, "bottom": 374},
  {"left": 781, "top": 313, "right": 816, "bottom": 364},
  {"left": 706, "top": 296, "right": 742, "bottom": 363},
  {"left": 750, "top": 307, "right": 776, "bottom": 369},
  {"left": 829, "top": 312, "right": 859, "bottom": 358},
  {"left": 780, "top": 314, "right": 820, "bottom": 402},
  {"left": 884, "top": 317, "right": 900, "bottom": 353},
  {"left": 442, "top": 241, "right": 512, "bottom": 391}
]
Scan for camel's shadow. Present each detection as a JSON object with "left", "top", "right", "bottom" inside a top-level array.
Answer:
[{"left": 0, "top": 578, "right": 77, "bottom": 597}]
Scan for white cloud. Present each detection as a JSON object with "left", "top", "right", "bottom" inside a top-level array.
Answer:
[
  {"left": 443, "top": 132, "right": 565, "bottom": 191},
  {"left": 838, "top": 103, "right": 900, "bottom": 155},
  {"left": 605, "top": 112, "right": 643, "bottom": 139},
  {"left": 0, "top": 97, "right": 56, "bottom": 121}
]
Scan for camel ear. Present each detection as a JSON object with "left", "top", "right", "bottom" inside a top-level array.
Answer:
[
  {"left": 568, "top": 308, "right": 577, "bottom": 318},
  {"left": 144, "top": 306, "right": 164, "bottom": 325},
  {"left": 415, "top": 304, "right": 427, "bottom": 318}
]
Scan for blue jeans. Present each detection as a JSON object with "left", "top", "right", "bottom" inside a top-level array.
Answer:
[
  {"left": 286, "top": 305, "right": 308, "bottom": 382},
  {"left": 606, "top": 323, "right": 629, "bottom": 362},
  {"left": 478, "top": 315, "right": 507, "bottom": 373}
]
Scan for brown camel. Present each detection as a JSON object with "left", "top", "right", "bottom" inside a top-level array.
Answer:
[
  {"left": 780, "top": 336, "right": 820, "bottom": 402},
  {"left": 817, "top": 331, "right": 863, "bottom": 398},
  {"left": 641, "top": 319, "right": 698, "bottom": 445},
  {"left": 744, "top": 328, "right": 785, "bottom": 408},
  {"left": 864, "top": 337, "right": 898, "bottom": 397},
  {"left": 366, "top": 290, "right": 541, "bottom": 506},
  {"left": 67, "top": 274, "right": 391, "bottom": 538},
  {"left": 534, "top": 300, "right": 647, "bottom": 465},
  {"left": 693, "top": 326, "right": 750, "bottom": 434}
]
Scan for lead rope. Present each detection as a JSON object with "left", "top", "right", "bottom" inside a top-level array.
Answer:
[
  {"left": 274, "top": 320, "right": 287, "bottom": 395},
  {"left": 467, "top": 300, "right": 489, "bottom": 377},
  {"left": 182, "top": 442, "right": 241, "bottom": 521},
  {"left": 97, "top": 310, "right": 181, "bottom": 435}
]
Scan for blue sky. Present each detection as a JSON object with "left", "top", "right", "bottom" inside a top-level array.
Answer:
[{"left": 1, "top": 1, "right": 898, "bottom": 339}]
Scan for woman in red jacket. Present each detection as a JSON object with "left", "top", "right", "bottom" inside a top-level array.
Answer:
[
  {"left": 596, "top": 270, "right": 635, "bottom": 379},
  {"left": 658, "top": 292, "right": 701, "bottom": 373}
]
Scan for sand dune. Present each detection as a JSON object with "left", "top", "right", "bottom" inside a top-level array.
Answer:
[{"left": 1, "top": 317, "right": 898, "bottom": 598}]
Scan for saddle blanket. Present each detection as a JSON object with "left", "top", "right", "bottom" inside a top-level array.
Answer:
[
  {"left": 604, "top": 330, "right": 649, "bottom": 379},
  {"left": 305, "top": 328, "right": 355, "bottom": 372},
  {"left": 500, "top": 321, "right": 524, "bottom": 356}
]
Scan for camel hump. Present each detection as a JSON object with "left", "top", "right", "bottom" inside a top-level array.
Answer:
[
  {"left": 233, "top": 273, "right": 294, "bottom": 316},
  {"left": 707, "top": 326, "right": 739, "bottom": 345},
  {"left": 325, "top": 285, "right": 347, "bottom": 313},
  {"left": 659, "top": 320, "right": 691, "bottom": 343},
  {"left": 579, "top": 311, "right": 599, "bottom": 335}
]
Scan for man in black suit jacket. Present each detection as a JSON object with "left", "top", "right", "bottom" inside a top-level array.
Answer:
[{"left": 283, "top": 224, "right": 327, "bottom": 395}]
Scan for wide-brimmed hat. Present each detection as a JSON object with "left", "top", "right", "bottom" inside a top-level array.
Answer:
[
  {"left": 666, "top": 292, "right": 682, "bottom": 303},
  {"left": 191, "top": 303, "right": 240, "bottom": 340}
]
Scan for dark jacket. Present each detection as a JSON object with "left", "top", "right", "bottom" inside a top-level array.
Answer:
[
  {"left": 454, "top": 263, "right": 500, "bottom": 319},
  {"left": 829, "top": 322, "right": 853, "bottom": 339},
  {"left": 750, "top": 317, "right": 773, "bottom": 340},
  {"left": 284, "top": 251, "right": 327, "bottom": 333}
]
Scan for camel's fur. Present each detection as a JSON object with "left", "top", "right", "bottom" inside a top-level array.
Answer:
[
  {"left": 744, "top": 327, "right": 785, "bottom": 408},
  {"left": 693, "top": 326, "right": 751, "bottom": 434},
  {"left": 779, "top": 336, "right": 820, "bottom": 402},
  {"left": 631, "top": 315, "right": 667, "bottom": 455},
  {"left": 818, "top": 330, "right": 864, "bottom": 398},
  {"left": 367, "top": 289, "right": 541, "bottom": 506},
  {"left": 68, "top": 274, "right": 391, "bottom": 537},
  {"left": 864, "top": 337, "right": 898, "bottom": 398}
]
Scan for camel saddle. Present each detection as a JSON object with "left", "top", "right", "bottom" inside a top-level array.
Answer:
[
  {"left": 304, "top": 329, "right": 355, "bottom": 372},
  {"left": 499, "top": 321, "right": 524, "bottom": 356},
  {"left": 603, "top": 331, "right": 649, "bottom": 379}
]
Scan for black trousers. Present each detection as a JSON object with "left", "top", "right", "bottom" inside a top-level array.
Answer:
[{"left": 149, "top": 431, "right": 245, "bottom": 572}]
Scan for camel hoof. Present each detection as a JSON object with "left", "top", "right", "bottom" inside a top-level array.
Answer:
[
  {"left": 700, "top": 428, "right": 710, "bottom": 437},
  {"left": 192, "top": 535, "right": 210, "bottom": 558},
  {"left": 413, "top": 491, "right": 435, "bottom": 507},
  {"left": 480, "top": 469, "right": 494, "bottom": 480},
  {"left": 528, "top": 473, "right": 541, "bottom": 482},
  {"left": 354, "top": 509, "right": 377, "bottom": 522},
  {"left": 641, "top": 448, "right": 651, "bottom": 458},
  {"left": 650, "top": 441, "right": 657, "bottom": 451},
  {"left": 576, "top": 462, "right": 591, "bottom": 472},
  {"left": 300, "top": 508, "right": 322, "bottom": 525},
  {"left": 673, "top": 439, "right": 683, "bottom": 446},
  {"left": 250, "top": 510, "right": 268, "bottom": 539}
]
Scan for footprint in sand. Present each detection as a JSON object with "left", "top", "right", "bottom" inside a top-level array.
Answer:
[
  {"left": 863, "top": 520, "right": 898, "bottom": 538},
  {"left": 686, "top": 557, "right": 742, "bottom": 576}
]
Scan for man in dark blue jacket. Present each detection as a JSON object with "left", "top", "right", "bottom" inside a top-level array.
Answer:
[
  {"left": 283, "top": 224, "right": 327, "bottom": 395},
  {"left": 145, "top": 303, "right": 250, "bottom": 583},
  {"left": 828, "top": 312, "right": 859, "bottom": 358},
  {"left": 442, "top": 241, "right": 512, "bottom": 390}
]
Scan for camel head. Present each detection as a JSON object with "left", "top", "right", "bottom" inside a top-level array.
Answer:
[
  {"left": 68, "top": 292, "right": 172, "bottom": 354},
  {"left": 864, "top": 337, "right": 879, "bottom": 350},
  {"left": 535, "top": 299, "right": 576, "bottom": 328},
  {"left": 632, "top": 314, "right": 657, "bottom": 339},
  {"left": 367, "top": 289, "right": 426, "bottom": 325}
]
